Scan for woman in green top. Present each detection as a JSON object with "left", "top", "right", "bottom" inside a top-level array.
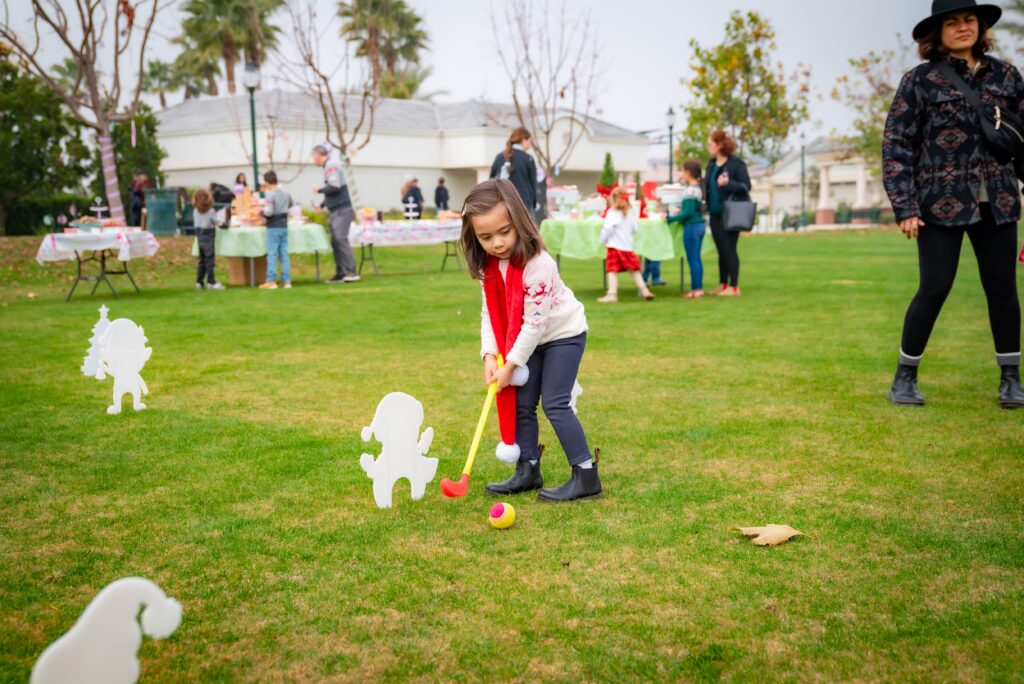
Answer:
[{"left": 667, "top": 160, "right": 707, "bottom": 298}]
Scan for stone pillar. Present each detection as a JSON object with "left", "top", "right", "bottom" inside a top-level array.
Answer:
[
  {"left": 852, "top": 162, "right": 872, "bottom": 224},
  {"left": 815, "top": 162, "right": 835, "bottom": 226},
  {"left": 475, "top": 168, "right": 490, "bottom": 184}
]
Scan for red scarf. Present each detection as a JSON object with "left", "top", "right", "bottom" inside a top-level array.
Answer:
[{"left": 483, "top": 256, "right": 524, "bottom": 451}]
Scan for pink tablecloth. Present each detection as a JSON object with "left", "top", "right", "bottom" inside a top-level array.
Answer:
[
  {"left": 36, "top": 230, "right": 161, "bottom": 265},
  {"left": 349, "top": 220, "right": 461, "bottom": 247}
]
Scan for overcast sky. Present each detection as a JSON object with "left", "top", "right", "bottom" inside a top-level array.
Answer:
[{"left": 5, "top": 0, "right": 1006, "bottom": 146}]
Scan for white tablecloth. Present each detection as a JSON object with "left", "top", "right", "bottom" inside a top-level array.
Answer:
[
  {"left": 349, "top": 220, "right": 462, "bottom": 247},
  {"left": 36, "top": 230, "right": 161, "bottom": 265}
]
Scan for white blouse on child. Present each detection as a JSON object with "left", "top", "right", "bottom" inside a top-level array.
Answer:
[
  {"left": 600, "top": 208, "right": 639, "bottom": 252},
  {"left": 480, "top": 251, "right": 588, "bottom": 368}
]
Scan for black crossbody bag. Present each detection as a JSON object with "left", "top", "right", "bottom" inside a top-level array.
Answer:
[{"left": 937, "top": 63, "right": 1024, "bottom": 184}]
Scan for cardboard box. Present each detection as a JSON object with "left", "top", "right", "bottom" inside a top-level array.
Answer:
[{"left": 226, "top": 256, "right": 267, "bottom": 286}]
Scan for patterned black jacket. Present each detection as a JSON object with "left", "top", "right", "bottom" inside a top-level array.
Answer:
[{"left": 882, "top": 55, "right": 1024, "bottom": 227}]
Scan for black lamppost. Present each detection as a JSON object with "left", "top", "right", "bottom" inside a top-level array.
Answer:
[
  {"left": 799, "top": 131, "right": 807, "bottom": 229},
  {"left": 243, "top": 62, "right": 261, "bottom": 187},
  {"left": 665, "top": 106, "right": 677, "bottom": 184}
]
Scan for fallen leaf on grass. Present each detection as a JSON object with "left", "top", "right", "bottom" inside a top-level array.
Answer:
[{"left": 736, "top": 524, "right": 803, "bottom": 546}]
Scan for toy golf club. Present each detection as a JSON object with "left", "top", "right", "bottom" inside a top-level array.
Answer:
[{"left": 440, "top": 355, "right": 504, "bottom": 498}]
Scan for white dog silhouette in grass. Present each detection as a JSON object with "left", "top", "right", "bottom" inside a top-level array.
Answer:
[
  {"left": 31, "top": 577, "right": 181, "bottom": 684},
  {"left": 360, "top": 392, "right": 438, "bottom": 508},
  {"left": 95, "top": 319, "right": 152, "bottom": 415}
]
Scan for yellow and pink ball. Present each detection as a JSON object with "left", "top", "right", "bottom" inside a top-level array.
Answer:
[{"left": 488, "top": 502, "right": 516, "bottom": 529}]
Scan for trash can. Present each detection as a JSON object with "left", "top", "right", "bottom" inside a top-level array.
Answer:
[{"left": 144, "top": 188, "right": 178, "bottom": 235}]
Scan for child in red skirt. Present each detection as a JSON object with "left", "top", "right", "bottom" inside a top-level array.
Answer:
[{"left": 598, "top": 186, "right": 654, "bottom": 303}]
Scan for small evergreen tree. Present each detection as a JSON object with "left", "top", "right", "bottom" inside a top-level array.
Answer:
[{"left": 598, "top": 153, "right": 616, "bottom": 189}]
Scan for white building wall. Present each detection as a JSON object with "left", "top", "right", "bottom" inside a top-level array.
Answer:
[{"left": 158, "top": 108, "right": 648, "bottom": 213}]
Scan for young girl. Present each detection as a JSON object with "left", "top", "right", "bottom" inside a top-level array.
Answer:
[
  {"left": 668, "top": 160, "right": 706, "bottom": 298},
  {"left": 598, "top": 186, "right": 654, "bottom": 303},
  {"left": 461, "top": 178, "right": 601, "bottom": 502},
  {"left": 192, "top": 188, "right": 224, "bottom": 290}
]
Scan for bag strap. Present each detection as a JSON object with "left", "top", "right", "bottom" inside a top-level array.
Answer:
[{"left": 936, "top": 63, "right": 987, "bottom": 119}]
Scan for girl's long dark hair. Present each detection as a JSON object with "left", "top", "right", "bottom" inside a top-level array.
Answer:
[{"left": 461, "top": 178, "right": 545, "bottom": 280}]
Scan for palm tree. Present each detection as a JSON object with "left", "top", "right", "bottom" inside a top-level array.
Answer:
[
  {"left": 338, "top": 0, "right": 395, "bottom": 87},
  {"left": 379, "top": 64, "right": 446, "bottom": 101},
  {"left": 380, "top": 4, "right": 428, "bottom": 74},
  {"left": 338, "top": 0, "right": 428, "bottom": 93},
  {"left": 178, "top": 0, "right": 282, "bottom": 95},
  {"left": 241, "top": 0, "right": 283, "bottom": 68},
  {"left": 142, "top": 60, "right": 175, "bottom": 108},
  {"left": 172, "top": 35, "right": 222, "bottom": 98}
]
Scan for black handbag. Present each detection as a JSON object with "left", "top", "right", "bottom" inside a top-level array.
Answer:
[
  {"left": 723, "top": 200, "right": 757, "bottom": 232},
  {"left": 937, "top": 63, "right": 1024, "bottom": 173}
]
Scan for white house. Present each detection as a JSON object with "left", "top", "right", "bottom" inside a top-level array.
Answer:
[
  {"left": 750, "top": 137, "right": 885, "bottom": 226},
  {"left": 154, "top": 91, "right": 649, "bottom": 212}
]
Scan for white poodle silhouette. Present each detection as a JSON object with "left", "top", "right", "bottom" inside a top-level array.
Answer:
[
  {"left": 95, "top": 319, "right": 152, "bottom": 415},
  {"left": 360, "top": 393, "right": 438, "bottom": 508},
  {"left": 31, "top": 577, "right": 182, "bottom": 684}
]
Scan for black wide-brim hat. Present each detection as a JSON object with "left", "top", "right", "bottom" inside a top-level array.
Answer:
[{"left": 913, "top": 0, "right": 1002, "bottom": 40}]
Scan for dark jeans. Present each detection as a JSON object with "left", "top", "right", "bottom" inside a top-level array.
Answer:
[
  {"left": 516, "top": 332, "right": 591, "bottom": 466},
  {"left": 642, "top": 259, "right": 662, "bottom": 284},
  {"left": 196, "top": 229, "right": 217, "bottom": 284},
  {"left": 901, "top": 205, "right": 1021, "bottom": 359},
  {"left": 683, "top": 222, "right": 706, "bottom": 291},
  {"left": 709, "top": 213, "right": 741, "bottom": 287}
]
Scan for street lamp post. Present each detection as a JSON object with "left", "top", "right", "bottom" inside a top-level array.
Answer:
[
  {"left": 799, "top": 131, "right": 807, "bottom": 229},
  {"left": 243, "top": 62, "right": 261, "bottom": 188},
  {"left": 665, "top": 106, "right": 677, "bottom": 184}
]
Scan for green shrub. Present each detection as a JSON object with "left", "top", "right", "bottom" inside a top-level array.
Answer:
[{"left": 6, "top": 193, "right": 95, "bottom": 235}]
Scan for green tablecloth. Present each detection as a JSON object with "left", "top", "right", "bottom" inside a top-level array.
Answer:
[
  {"left": 191, "top": 223, "right": 330, "bottom": 257},
  {"left": 541, "top": 218, "right": 715, "bottom": 261}
]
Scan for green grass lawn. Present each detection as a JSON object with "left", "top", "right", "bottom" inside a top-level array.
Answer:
[{"left": 1, "top": 230, "right": 1022, "bottom": 682}]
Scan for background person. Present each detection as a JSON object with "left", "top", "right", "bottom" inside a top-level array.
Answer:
[
  {"left": 401, "top": 176, "right": 424, "bottom": 218},
  {"left": 882, "top": 0, "right": 1023, "bottom": 408},
  {"left": 490, "top": 127, "right": 538, "bottom": 218},
  {"left": 435, "top": 177, "right": 450, "bottom": 211},
  {"left": 704, "top": 130, "right": 751, "bottom": 297},
  {"left": 312, "top": 143, "right": 360, "bottom": 284},
  {"left": 260, "top": 170, "right": 294, "bottom": 290}
]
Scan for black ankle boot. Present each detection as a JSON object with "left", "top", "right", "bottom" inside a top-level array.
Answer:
[
  {"left": 538, "top": 463, "right": 602, "bottom": 502},
  {"left": 888, "top": 363, "right": 925, "bottom": 406},
  {"left": 485, "top": 460, "right": 543, "bottom": 495},
  {"left": 999, "top": 365, "right": 1024, "bottom": 409}
]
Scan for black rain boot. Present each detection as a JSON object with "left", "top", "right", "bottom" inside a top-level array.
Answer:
[
  {"left": 538, "top": 462, "right": 602, "bottom": 503},
  {"left": 999, "top": 365, "right": 1024, "bottom": 409},
  {"left": 888, "top": 363, "right": 925, "bottom": 406},
  {"left": 485, "top": 454, "right": 544, "bottom": 496}
]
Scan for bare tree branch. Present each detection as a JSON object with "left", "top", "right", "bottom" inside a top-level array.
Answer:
[
  {"left": 0, "top": 0, "right": 163, "bottom": 218},
  {"left": 491, "top": 0, "right": 605, "bottom": 177}
]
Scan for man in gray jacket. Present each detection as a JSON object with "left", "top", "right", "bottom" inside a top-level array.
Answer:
[{"left": 312, "top": 143, "right": 359, "bottom": 283}]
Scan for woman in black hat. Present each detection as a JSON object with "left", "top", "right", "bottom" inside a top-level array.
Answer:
[{"left": 882, "top": 0, "right": 1024, "bottom": 408}]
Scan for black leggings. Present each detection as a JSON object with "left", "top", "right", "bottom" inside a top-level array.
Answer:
[
  {"left": 901, "top": 207, "right": 1020, "bottom": 358},
  {"left": 709, "top": 213, "right": 741, "bottom": 287}
]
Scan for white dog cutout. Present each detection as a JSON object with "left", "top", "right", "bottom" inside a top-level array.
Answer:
[
  {"left": 31, "top": 577, "right": 182, "bottom": 684},
  {"left": 360, "top": 392, "right": 438, "bottom": 508},
  {"left": 95, "top": 319, "right": 152, "bottom": 415}
]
